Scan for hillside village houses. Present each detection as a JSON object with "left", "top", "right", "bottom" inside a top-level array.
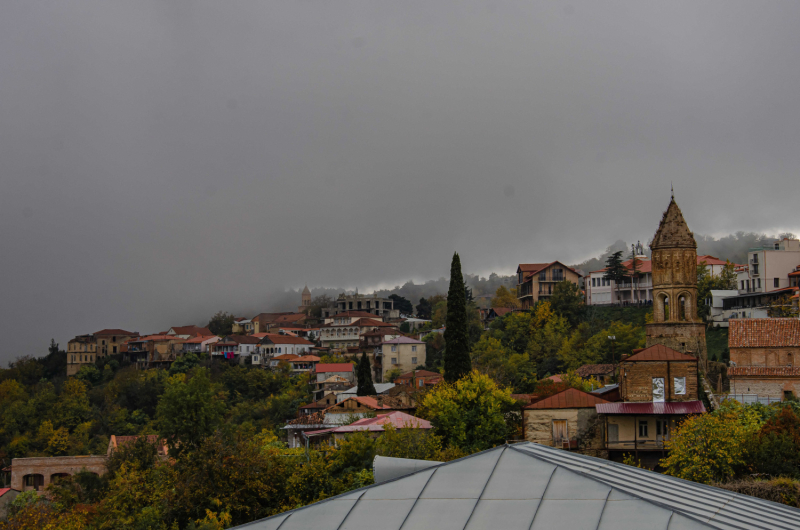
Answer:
[{"left": 67, "top": 329, "right": 139, "bottom": 376}]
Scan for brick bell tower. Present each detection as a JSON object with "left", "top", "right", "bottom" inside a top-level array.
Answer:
[{"left": 646, "top": 193, "right": 707, "bottom": 365}]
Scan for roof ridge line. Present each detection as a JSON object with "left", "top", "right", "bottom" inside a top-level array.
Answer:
[{"left": 461, "top": 446, "right": 506, "bottom": 530}]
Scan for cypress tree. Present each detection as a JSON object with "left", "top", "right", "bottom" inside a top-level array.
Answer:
[
  {"left": 357, "top": 352, "right": 376, "bottom": 396},
  {"left": 444, "top": 252, "right": 471, "bottom": 382}
]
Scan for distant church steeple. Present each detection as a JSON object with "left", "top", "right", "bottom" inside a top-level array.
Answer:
[
  {"left": 299, "top": 285, "right": 311, "bottom": 312},
  {"left": 646, "top": 195, "right": 708, "bottom": 364}
]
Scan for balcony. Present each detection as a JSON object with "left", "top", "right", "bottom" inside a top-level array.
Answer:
[{"left": 606, "top": 439, "right": 669, "bottom": 451}]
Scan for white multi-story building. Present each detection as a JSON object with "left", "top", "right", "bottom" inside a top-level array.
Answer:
[{"left": 586, "top": 254, "right": 732, "bottom": 306}]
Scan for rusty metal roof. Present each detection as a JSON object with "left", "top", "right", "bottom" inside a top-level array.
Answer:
[
  {"left": 625, "top": 344, "right": 698, "bottom": 362},
  {"left": 595, "top": 401, "right": 706, "bottom": 415},
  {"left": 525, "top": 388, "right": 609, "bottom": 410}
]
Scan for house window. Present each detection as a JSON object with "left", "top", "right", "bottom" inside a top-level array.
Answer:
[
  {"left": 592, "top": 278, "right": 596, "bottom": 287},
  {"left": 411, "top": 357, "right": 417, "bottom": 365},
  {"left": 757, "top": 278, "right": 761, "bottom": 288},
  {"left": 419, "top": 380, "right": 424, "bottom": 387},
  {"left": 412, "top": 345, "right": 417, "bottom": 352},
  {"left": 740, "top": 280, "right": 744, "bottom": 290},
  {"left": 391, "top": 357, "right": 397, "bottom": 364},
  {"left": 113, "top": 346, "right": 117, "bottom": 354},
  {"left": 391, "top": 346, "right": 397, "bottom": 352},
  {"left": 652, "top": 378, "right": 665, "bottom": 402},
  {"left": 539, "top": 271, "right": 547, "bottom": 282},
  {"left": 674, "top": 377, "right": 686, "bottom": 395},
  {"left": 774, "top": 278, "right": 780, "bottom": 288},
  {"left": 552, "top": 419, "right": 567, "bottom": 443},
  {"left": 639, "top": 420, "right": 648, "bottom": 438}
]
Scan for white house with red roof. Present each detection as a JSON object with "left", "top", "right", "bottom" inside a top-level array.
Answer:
[{"left": 256, "top": 333, "right": 314, "bottom": 360}]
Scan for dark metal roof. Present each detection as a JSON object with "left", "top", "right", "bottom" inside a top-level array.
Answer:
[
  {"left": 596, "top": 401, "right": 706, "bottom": 415},
  {"left": 233, "top": 442, "right": 800, "bottom": 530},
  {"left": 590, "top": 384, "right": 619, "bottom": 394},
  {"left": 524, "top": 388, "right": 609, "bottom": 410},
  {"left": 625, "top": 344, "right": 698, "bottom": 362}
]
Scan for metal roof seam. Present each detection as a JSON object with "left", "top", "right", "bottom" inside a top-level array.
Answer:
[
  {"left": 525, "top": 465, "right": 557, "bottom": 530},
  {"left": 460, "top": 446, "right": 506, "bottom": 530},
  {"left": 273, "top": 511, "right": 291, "bottom": 530},
  {"left": 396, "top": 464, "right": 439, "bottom": 530},
  {"left": 334, "top": 490, "right": 366, "bottom": 530},
  {"left": 592, "top": 489, "right": 612, "bottom": 530}
]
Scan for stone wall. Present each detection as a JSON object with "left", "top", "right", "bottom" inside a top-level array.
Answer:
[
  {"left": 729, "top": 377, "right": 800, "bottom": 399},
  {"left": 523, "top": 408, "right": 606, "bottom": 457},
  {"left": 10, "top": 455, "right": 107, "bottom": 492},
  {"left": 621, "top": 360, "right": 699, "bottom": 402},
  {"left": 646, "top": 322, "right": 707, "bottom": 365}
]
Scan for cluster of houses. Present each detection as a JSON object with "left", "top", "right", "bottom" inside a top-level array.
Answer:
[{"left": 66, "top": 292, "right": 431, "bottom": 383}]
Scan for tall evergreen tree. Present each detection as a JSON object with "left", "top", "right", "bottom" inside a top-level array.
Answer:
[
  {"left": 603, "top": 250, "right": 627, "bottom": 305},
  {"left": 444, "top": 252, "right": 471, "bottom": 382},
  {"left": 356, "top": 352, "right": 376, "bottom": 396}
]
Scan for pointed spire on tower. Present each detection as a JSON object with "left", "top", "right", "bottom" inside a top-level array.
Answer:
[
  {"left": 650, "top": 196, "right": 697, "bottom": 250},
  {"left": 671, "top": 182, "right": 674, "bottom": 200}
]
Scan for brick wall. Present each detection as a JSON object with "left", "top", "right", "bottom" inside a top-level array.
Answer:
[
  {"left": 10, "top": 455, "right": 107, "bottom": 492},
  {"left": 620, "top": 360, "right": 699, "bottom": 402},
  {"left": 730, "top": 347, "right": 800, "bottom": 367}
]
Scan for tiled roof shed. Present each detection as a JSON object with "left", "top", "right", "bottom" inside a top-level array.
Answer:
[
  {"left": 575, "top": 364, "right": 615, "bottom": 378},
  {"left": 524, "top": 387, "right": 609, "bottom": 409},
  {"left": 232, "top": 442, "right": 800, "bottom": 530},
  {"left": 729, "top": 318, "right": 800, "bottom": 348}
]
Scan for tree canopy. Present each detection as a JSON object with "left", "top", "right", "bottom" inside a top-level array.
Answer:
[{"left": 443, "top": 252, "right": 471, "bottom": 382}]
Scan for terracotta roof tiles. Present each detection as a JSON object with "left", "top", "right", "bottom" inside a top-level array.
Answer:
[
  {"left": 525, "top": 388, "right": 609, "bottom": 410},
  {"left": 729, "top": 318, "right": 800, "bottom": 348},
  {"left": 625, "top": 344, "right": 698, "bottom": 362}
]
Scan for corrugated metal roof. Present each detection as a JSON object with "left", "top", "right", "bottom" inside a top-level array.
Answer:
[
  {"left": 314, "top": 363, "right": 354, "bottom": 373},
  {"left": 232, "top": 442, "right": 800, "bottom": 530},
  {"left": 525, "top": 388, "right": 609, "bottom": 410},
  {"left": 626, "top": 344, "right": 698, "bottom": 362},
  {"left": 595, "top": 401, "right": 706, "bottom": 415}
]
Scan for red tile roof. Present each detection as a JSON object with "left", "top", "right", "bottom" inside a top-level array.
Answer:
[
  {"left": 285, "top": 412, "right": 326, "bottom": 426},
  {"left": 169, "top": 326, "right": 214, "bottom": 337},
  {"left": 182, "top": 335, "right": 219, "bottom": 344},
  {"left": 517, "top": 261, "right": 582, "bottom": 281},
  {"left": 222, "top": 335, "right": 262, "bottom": 344},
  {"left": 697, "top": 255, "right": 729, "bottom": 266},
  {"left": 625, "top": 344, "right": 698, "bottom": 362},
  {"left": 576, "top": 364, "right": 615, "bottom": 378},
  {"left": 272, "top": 354, "right": 300, "bottom": 361},
  {"left": 293, "top": 355, "right": 321, "bottom": 362},
  {"left": 729, "top": 318, "right": 800, "bottom": 348},
  {"left": 261, "top": 334, "right": 314, "bottom": 345},
  {"left": 94, "top": 329, "right": 138, "bottom": 336},
  {"left": 352, "top": 318, "right": 394, "bottom": 327},
  {"left": 490, "top": 308, "right": 514, "bottom": 317},
  {"left": 335, "top": 396, "right": 392, "bottom": 410},
  {"left": 314, "top": 363, "right": 354, "bottom": 373},
  {"left": 525, "top": 388, "right": 609, "bottom": 410},
  {"left": 595, "top": 401, "right": 706, "bottom": 415},
  {"left": 395, "top": 369, "right": 441, "bottom": 380}
]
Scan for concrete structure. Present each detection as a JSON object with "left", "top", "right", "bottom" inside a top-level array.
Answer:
[
  {"left": 10, "top": 455, "right": 107, "bottom": 492},
  {"left": 322, "top": 293, "right": 399, "bottom": 320},
  {"left": 516, "top": 261, "right": 582, "bottom": 309},
  {"left": 523, "top": 388, "right": 609, "bottom": 457},
  {"left": 704, "top": 289, "right": 744, "bottom": 327},
  {"left": 378, "top": 337, "right": 426, "bottom": 382},
  {"left": 125, "top": 334, "right": 185, "bottom": 369},
  {"left": 645, "top": 196, "right": 708, "bottom": 365},
  {"left": 321, "top": 316, "right": 396, "bottom": 351},
  {"left": 728, "top": 318, "right": 800, "bottom": 400}
]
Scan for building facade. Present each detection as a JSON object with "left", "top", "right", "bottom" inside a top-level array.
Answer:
[
  {"left": 378, "top": 337, "right": 426, "bottom": 382},
  {"left": 516, "top": 261, "right": 582, "bottom": 309},
  {"left": 322, "top": 293, "right": 398, "bottom": 320},
  {"left": 645, "top": 197, "right": 708, "bottom": 365}
]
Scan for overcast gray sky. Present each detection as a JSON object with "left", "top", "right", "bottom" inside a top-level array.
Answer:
[{"left": 2, "top": 1, "right": 799, "bottom": 362}]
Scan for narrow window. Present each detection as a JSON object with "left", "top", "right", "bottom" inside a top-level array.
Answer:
[
  {"left": 412, "top": 345, "right": 417, "bottom": 352},
  {"left": 652, "top": 378, "right": 665, "bottom": 402},
  {"left": 391, "top": 357, "right": 397, "bottom": 364},
  {"left": 774, "top": 278, "right": 780, "bottom": 288},
  {"left": 411, "top": 357, "right": 417, "bottom": 365},
  {"left": 674, "top": 377, "right": 686, "bottom": 395},
  {"left": 639, "top": 420, "right": 648, "bottom": 438},
  {"left": 552, "top": 419, "right": 568, "bottom": 443}
]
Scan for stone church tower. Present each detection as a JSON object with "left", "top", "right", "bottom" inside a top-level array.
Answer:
[
  {"left": 646, "top": 196, "right": 707, "bottom": 364},
  {"left": 298, "top": 285, "right": 311, "bottom": 312}
]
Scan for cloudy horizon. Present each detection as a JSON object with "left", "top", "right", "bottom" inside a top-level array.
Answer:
[{"left": 3, "top": 1, "right": 800, "bottom": 362}]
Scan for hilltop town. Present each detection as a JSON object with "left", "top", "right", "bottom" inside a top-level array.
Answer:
[{"left": 2, "top": 196, "right": 800, "bottom": 528}]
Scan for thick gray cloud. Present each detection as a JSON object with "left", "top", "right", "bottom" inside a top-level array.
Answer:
[{"left": 2, "top": 1, "right": 799, "bottom": 362}]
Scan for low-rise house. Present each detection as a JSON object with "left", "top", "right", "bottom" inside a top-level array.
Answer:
[
  {"left": 598, "top": 344, "right": 705, "bottom": 468},
  {"left": 324, "top": 395, "right": 412, "bottom": 420},
  {"left": 575, "top": 364, "right": 616, "bottom": 385},
  {"left": 517, "top": 261, "right": 582, "bottom": 309},
  {"left": 258, "top": 334, "right": 314, "bottom": 359},
  {"left": 523, "top": 388, "right": 610, "bottom": 457},
  {"left": 126, "top": 334, "right": 184, "bottom": 369},
  {"left": 269, "top": 353, "right": 299, "bottom": 369},
  {"left": 231, "top": 318, "right": 255, "bottom": 334},
  {"left": 251, "top": 312, "right": 309, "bottom": 334},
  {"left": 312, "top": 375, "right": 353, "bottom": 402},
  {"left": 305, "top": 411, "right": 432, "bottom": 444},
  {"left": 360, "top": 328, "right": 403, "bottom": 350},
  {"left": 728, "top": 318, "right": 800, "bottom": 401},
  {"left": 67, "top": 335, "right": 98, "bottom": 376},
  {"left": 313, "top": 362, "right": 355, "bottom": 385},
  {"left": 283, "top": 412, "right": 328, "bottom": 449},
  {"left": 212, "top": 335, "right": 261, "bottom": 361},
  {"left": 0, "top": 488, "right": 20, "bottom": 519},
  {"left": 379, "top": 337, "right": 426, "bottom": 382},
  {"left": 180, "top": 335, "right": 220, "bottom": 354},
  {"left": 485, "top": 307, "right": 513, "bottom": 326},
  {"left": 290, "top": 355, "right": 321, "bottom": 373},
  {"left": 704, "top": 289, "right": 745, "bottom": 326},
  {"left": 400, "top": 318, "right": 432, "bottom": 331},
  {"left": 393, "top": 369, "right": 442, "bottom": 389},
  {"left": 591, "top": 384, "right": 621, "bottom": 402}
]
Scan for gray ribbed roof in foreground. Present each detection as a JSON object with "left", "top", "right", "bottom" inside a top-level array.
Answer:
[{"left": 234, "top": 442, "right": 800, "bottom": 530}]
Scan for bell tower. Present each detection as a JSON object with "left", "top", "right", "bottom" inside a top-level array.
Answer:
[{"left": 646, "top": 195, "right": 707, "bottom": 364}]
